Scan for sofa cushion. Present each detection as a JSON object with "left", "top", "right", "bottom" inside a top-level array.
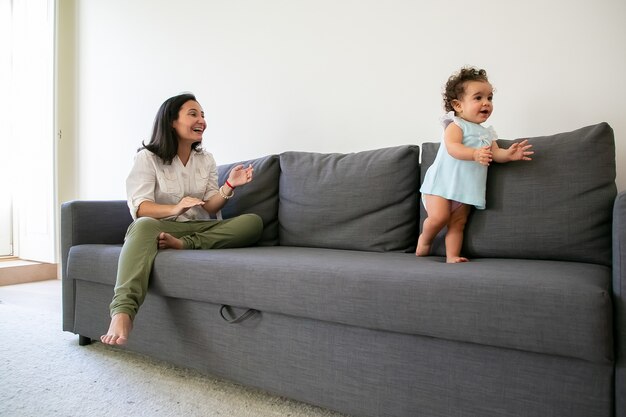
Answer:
[
  {"left": 65, "top": 245, "right": 613, "bottom": 363},
  {"left": 421, "top": 123, "right": 616, "bottom": 265},
  {"left": 218, "top": 155, "right": 280, "bottom": 246},
  {"left": 279, "top": 145, "right": 420, "bottom": 252}
]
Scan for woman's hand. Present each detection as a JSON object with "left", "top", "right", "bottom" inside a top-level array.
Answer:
[
  {"left": 201, "top": 164, "right": 254, "bottom": 215},
  {"left": 174, "top": 196, "right": 205, "bottom": 216},
  {"left": 227, "top": 164, "right": 254, "bottom": 187}
]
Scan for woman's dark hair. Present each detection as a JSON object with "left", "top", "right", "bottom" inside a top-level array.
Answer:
[
  {"left": 141, "top": 93, "right": 202, "bottom": 164},
  {"left": 443, "top": 67, "right": 490, "bottom": 113}
]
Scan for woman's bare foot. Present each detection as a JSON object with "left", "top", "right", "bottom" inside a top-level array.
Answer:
[
  {"left": 158, "top": 232, "right": 184, "bottom": 250},
  {"left": 447, "top": 256, "right": 469, "bottom": 263},
  {"left": 415, "top": 235, "right": 431, "bottom": 257},
  {"left": 101, "top": 313, "right": 133, "bottom": 345}
]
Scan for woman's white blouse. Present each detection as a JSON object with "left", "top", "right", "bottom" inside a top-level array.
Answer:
[{"left": 126, "top": 149, "right": 219, "bottom": 221}]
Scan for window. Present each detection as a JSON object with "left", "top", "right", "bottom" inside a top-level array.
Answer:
[{"left": 1, "top": 0, "right": 56, "bottom": 262}]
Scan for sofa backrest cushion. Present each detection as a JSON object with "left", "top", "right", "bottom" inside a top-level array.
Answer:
[
  {"left": 218, "top": 154, "right": 280, "bottom": 246},
  {"left": 279, "top": 145, "right": 420, "bottom": 252},
  {"left": 421, "top": 122, "right": 616, "bottom": 265}
]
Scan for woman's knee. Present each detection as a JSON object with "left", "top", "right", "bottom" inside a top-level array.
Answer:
[
  {"left": 228, "top": 213, "right": 263, "bottom": 244},
  {"left": 127, "top": 217, "right": 162, "bottom": 238},
  {"left": 240, "top": 213, "right": 263, "bottom": 239}
]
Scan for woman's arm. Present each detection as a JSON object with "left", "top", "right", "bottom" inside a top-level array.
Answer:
[
  {"left": 202, "top": 187, "right": 231, "bottom": 215},
  {"left": 137, "top": 198, "right": 205, "bottom": 219},
  {"left": 202, "top": 164, "right": 254, "bottom": 215}
]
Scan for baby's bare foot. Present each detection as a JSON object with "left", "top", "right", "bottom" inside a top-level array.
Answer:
[
  {"left": 100, "top": 313, "right": 133, "bottom": 345},
  {"left": 447, "top": 256, "right": 469, "bottom": 263},
  {"left": 415, "top": 235, "right": 431, "bottom": 257},
  {"left": 158, "top": 232, "right": 184, "bottom": 250}
]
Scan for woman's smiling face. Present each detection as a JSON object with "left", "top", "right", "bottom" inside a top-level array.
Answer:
[{"left": 172, "top": 100, "right": 206, "bottom": 143}]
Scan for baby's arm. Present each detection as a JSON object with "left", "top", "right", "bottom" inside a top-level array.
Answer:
[
  {"left": 444, "top": 123, "right": 492, "bottom": 166},
  {"left": 492, "top": 139, "right": 534, "bottom": 163}
]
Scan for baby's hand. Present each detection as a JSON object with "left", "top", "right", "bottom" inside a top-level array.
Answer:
[
  {"left": 473, "top": 145, "right": 493, "bottom": 166},
  {"left": 508, "top": 139, "right": 534, "bottom": 161}
]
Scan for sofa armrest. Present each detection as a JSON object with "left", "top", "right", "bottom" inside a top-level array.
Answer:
[
  {"left": 614, "top": 190, "right": 626, "bottom": 416},
  {"left": 61, "top": 200, "right": 132, "bottom": 332},
  {"left": 60, "top": 200, "right": 132, "bottom": 277}
]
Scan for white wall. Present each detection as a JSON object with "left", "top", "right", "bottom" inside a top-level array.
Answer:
[{"left": 58, "top": 0, "right": 626, "bottom": 203}]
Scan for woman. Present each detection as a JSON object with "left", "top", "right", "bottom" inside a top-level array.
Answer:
[{"left": 101, "top": 93, "right": 263, "bottom": 345}]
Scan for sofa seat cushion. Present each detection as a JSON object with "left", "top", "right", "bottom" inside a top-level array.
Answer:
[{"left": 67, "top": 245, "right": 612, "bottom": 363}]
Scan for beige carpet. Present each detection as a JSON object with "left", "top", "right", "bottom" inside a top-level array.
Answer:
[{"left": 0, "top": 279, "right": 349, "bottom": 417}]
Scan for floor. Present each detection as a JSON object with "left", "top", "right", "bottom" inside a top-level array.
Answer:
[
  {"left": 0, "top": 279, "right": 350, "bottom": 417},
  {"left": 0, "top": 257, "right": 57, "bottom": 286},
  {"left": 0, "top": 277, "right": 60, "bottom": 314}
]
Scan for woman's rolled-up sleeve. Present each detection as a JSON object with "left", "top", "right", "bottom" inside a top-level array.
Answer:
[
  {"left": 202, "top": 153, "right": 219, "bottom": 201},
  {"left": 126, "top": 151, "right": 157, "bottom": 220}
]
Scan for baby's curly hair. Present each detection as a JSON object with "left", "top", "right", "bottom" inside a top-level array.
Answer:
[{"left": 443, "top": 67, "right": 490, "bottom": 113}]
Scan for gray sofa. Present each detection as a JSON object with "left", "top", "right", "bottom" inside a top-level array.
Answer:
[{"left": 62, "top": 122, "right": 625, "bottom": 417}]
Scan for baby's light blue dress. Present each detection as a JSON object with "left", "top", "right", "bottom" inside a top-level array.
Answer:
[{"left": 420, "top": 111, "right": 497, "bottom": 210}]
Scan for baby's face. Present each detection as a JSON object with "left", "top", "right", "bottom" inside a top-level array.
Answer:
[{"left": 453, "top": 81, "right": 493, "bottom": 124}]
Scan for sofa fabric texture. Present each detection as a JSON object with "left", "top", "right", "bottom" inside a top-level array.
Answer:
[
  {"left": 279, "top": 145, "right": 420, "bottom": 252},
  {"left": 67, "top": 244, "right": 612, "bottom": 363},
  {"left": 614, "top": 191, "right": 626, "bottom": 414},
  {"left": 61, "top": 129, "right": 625, "bottom": 417}
]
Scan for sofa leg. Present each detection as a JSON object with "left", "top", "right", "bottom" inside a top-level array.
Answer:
[{"left": 78, "top": 335, "right": 92, "bottom": 346}]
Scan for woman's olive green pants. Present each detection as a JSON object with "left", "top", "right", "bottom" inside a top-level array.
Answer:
[{"left": 109, "top": 214, "right": 263, "bottom": 319}]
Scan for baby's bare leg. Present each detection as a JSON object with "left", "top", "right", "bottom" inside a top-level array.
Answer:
[
  {"left": 416, "top": 226, "right": 434, "bottom": 256},
  {"left": 100, "top": 313, "right": 133, "bottom": 345},
  {"left": 416, "top": 195, "right": 451, "bottom": 257},
  {"left": 158, "top": 232, "right": 184, "bottom": 250},
  {"left": 445, "top": 204, "right": 470, "bottom": 263}
]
